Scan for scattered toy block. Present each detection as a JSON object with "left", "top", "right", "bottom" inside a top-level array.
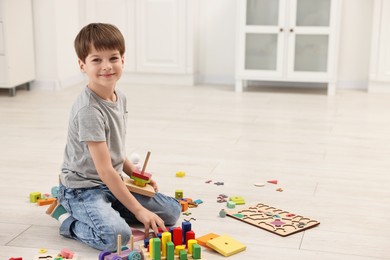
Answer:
[
  {"left": 124, "top": 177, "right": 155, "bottom": 197},
  {"left": 9, "top": 257, "right": 22, "bottom": 260},
  {"left": 60, "top": 248, "right": 74, "bottom": 259},
  {"left": 180, "top": 200, "right": 188, "bottom": 212},
  {"left": 196, "top": 233, "right": 219, "bottom": 248},
  {"left": 229, "top": 196, "right": 245, "bottom": 205},
  {"left": 193, "top": 199, "right": 203, "bottom": 205},
  {"left": 45, "top": 199, "right": 58, "bottom": 215},
  {"left": 37, "top": 197, "right": 56, "bottom": 206},
  {"left": 176, "top": 171, "right": 186, "bottom": 177},
  {"left": 267, "top": 180, "right": 278, "bottom": 184},
  {"left": 219, "top": 209, "right": 227, "bottom": 218},
  {"left": 30, "top": 192, "right": 41, "bottom": 203},
  {"left": 175, "top": 190, "right": 184, "bottom": 200},
  {"left": 206, "top": 235, "right": 246, "bottom": 257},
  {"left": 254, "top": 182, "right": 265, "bottom": 187},
  {"left": 276, "top": 187, "right": 283, "bottom": 192},
  {"left": 226, "top": 201, "right": 236, "bottom": 208}
]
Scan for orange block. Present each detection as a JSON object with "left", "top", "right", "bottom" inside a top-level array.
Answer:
[
  {"left": 37, "top": 197, "right": 56, "bottom": 206},
  {"left": 267, "top": 180, "right": 278, "bottom": 184},
  {"left": 196, "top": 233, "right": 219, "bottom": 248},
  {"left": 180, "top": 200, "right": 188, "bottom": 212}
]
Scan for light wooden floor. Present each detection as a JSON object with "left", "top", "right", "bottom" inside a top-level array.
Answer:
[{"left": 1, "top": 83, "right": 390, "bottom": 260}]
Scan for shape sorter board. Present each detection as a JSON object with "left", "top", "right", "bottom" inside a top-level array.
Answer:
[{"left": 226, "top": 203, "right": 320, "bottom": 237}]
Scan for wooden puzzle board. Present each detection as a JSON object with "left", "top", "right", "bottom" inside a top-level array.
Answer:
[{"left": 227, "top": 203, "right": 320, "bottom": 237}]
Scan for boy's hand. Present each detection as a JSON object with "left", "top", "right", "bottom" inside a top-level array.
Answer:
[
  {"left": 149, "top": 179, "right": 158, "bottom": 192},
  {"left": 134, "top": 208, "right": 167, "bottom": 238}
]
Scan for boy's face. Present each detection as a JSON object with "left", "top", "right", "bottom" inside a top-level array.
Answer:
[{"left": 78, "top": 45, "right": 124, "bottom": 90}]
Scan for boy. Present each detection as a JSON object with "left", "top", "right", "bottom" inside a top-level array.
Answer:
[{"left": 56, "top": 23, "right": 181, "bottom": 251}]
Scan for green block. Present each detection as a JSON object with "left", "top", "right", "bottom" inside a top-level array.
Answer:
[
  {"left": 179, "top": 250, "right": 187, "bottom": 260},
  {"left": 30, "top": 192, "right": 41, "bottom": 203},
  {"left": 192, "top": 244, "right": 201, "bottom": 259},
  {"left": 153, "top": 238, "right": 161, "bottom": 260},
  {"left": 166, "top": 241, "right": 174, "bottom": 260},
  {"left": 227, "top": 201, "right": 236, "bottom": 208}
]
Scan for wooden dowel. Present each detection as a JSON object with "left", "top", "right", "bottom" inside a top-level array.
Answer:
[
  {"left": 130, "top": 235, "right": 134, "bottom": 250},
  {"left": 141, "top": 151, "right": 151, "bottom": 174},
  {"left": 117, "top": 234, "right": 122, "bottom": 254}
]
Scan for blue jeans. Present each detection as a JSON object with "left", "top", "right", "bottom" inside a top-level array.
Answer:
[{"left": 57, "top": 184, "right": 181, "bottom": 251}]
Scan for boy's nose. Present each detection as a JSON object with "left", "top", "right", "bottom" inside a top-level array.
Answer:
[{"left": 102, "top": 61, "right": 112, "bottom": 70}]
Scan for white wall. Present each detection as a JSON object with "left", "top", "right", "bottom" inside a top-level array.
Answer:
[
  {"left": 31, "top": 0, "right": 374, "bottom": 90},
  {"left": 32, "top": 0, "right": 82, "bottom": 90}
]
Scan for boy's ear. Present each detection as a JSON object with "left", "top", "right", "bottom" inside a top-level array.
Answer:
[
  {"left": 78, "top": 59, "right": 86, "bottom": 72},
  {"left": 121, "top": 55, "right": 125, "bottom": 67}
]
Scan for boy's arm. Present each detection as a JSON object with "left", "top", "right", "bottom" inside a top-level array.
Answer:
[
  {"left": 123, "top": 157, "right": 159, "bottom": 192},
  {"left": 87, "top": 141, "right": 166, "bottom": 236}
]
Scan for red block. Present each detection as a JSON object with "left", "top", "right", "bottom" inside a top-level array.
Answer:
[
  {"left": 132, "top": 168, "right": 152, "bottom": 181},
  {"left": 267, "top": 180, "right": 278, "bottom": 184},
  {"left": 173, "top": 227, "right": 182, "bottom": 246},
  {"left": 186, "top": 230, "right": 195, "bottom": 248}
]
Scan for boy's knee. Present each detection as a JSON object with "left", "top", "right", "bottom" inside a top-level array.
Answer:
[{"left": 164, "top": 201, "right": 181, "bottom": 226}]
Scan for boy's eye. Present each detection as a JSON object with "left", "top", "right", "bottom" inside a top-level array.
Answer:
[
  {"left": 111, "top": 57, "right": 119, "bottom": 61},
  {"left": 92, "top": 59, "right": 101, "bottom": 62}
]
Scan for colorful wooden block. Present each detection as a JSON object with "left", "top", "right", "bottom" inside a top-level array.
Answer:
[
  {"left": 195, "top": 233, "right": 219, "bottom": 248},
  {"left": 179, "top": 250, "right": 187, "bottom": 260},
  {"left": 175, "top": 190, "right": 184, "bottom": 200},
  {"left": 124, "top": 177, "right": 155, "bottom": 197},
  {"left": 206, "top": 235, "right": 246, "bottom": 257},
  {"left": 131, "top": 168, "right": 152, "bottom": 181},
  {"left": 192, "top": 244, "right": 201, "bottom": 260},
  {"left": 37, "top": 197, "right": 56, "bottom": 206},
  {"left": 30, "top": 192, "right": 41, "bottom": 203},
  {"left": 180, "top": 200, "right": 188, "bottom": 212},
  {"left": 226, "top": 201, "right": 236, "bottom": 208},
  {"left": 229, "top": 196, "right": 245, "bottom": 205}
]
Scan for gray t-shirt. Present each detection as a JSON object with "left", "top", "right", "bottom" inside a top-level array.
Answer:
[{"left": 60, "top": 86, "right": 128, "bottom": 188}]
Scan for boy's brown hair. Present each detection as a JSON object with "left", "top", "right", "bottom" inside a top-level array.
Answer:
[{"left": 74, "top": 23, "right": 125, "bottom": 62}]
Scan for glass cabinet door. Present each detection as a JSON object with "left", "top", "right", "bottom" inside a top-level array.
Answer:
[
  {"left": 243, "top": 0, "right": 284, "bottom": 75},
  {"left": 289, "top": 0, "right": 332, "bottom": 75}
]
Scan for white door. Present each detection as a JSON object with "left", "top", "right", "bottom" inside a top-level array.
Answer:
[
  {"left": 377, "top": 0, "right": 390, "bottom": 81},
  {"left": 135, "top": 0, "right": 186, "bottom": 74},
  {"left": 82, "top": 0, "right": 136, "bottom": 72},
  {"left": 237, "top": 0, "right": 287, "bottom": 79},
  {"left": 286, "top": 0, "right": 335, "bottom": 81}
]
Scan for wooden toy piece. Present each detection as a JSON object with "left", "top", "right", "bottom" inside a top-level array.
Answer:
[
  {"left": 33, "top": 254, "right": 78, "bottom": 260},
  {"left": 180, "top": 200, "right": 188, "bottom": 212},
  {"left": 229, "top": 196, "right": 245, "bottom": 205},
  {"left": 141, "top": 151, "right": 151, "bottom": 174},
  {"left": 153, "top": 238, "right": 161, "bottom": 260},
  {"left": 226, "top": 203, "right": 320, "bottom": 237},
  {"left": 130, "top": 151, "right": 152, "bottom": 185},
  {"left": 175, "top": 190, "right": 184, "bottom": 200},
  {"left": 139, "top": 244, "right": 205, "bottom": 260},
  {"left": 195, "top": 233, "right": 219, "bottom": 248},
  {"left": 98, "top": 234, "right": 142, "bottom": 260},
  {"left": 60, "top": 248, "right": 74, "bottom": 259},
  {"left": 45, "top": 199, "right": 58, "bottom": 215},
  {"left": 206, "top": 235, "right": 246, "bottom": 257},
  {"left": 124, "top": 177, "right": 155, "bottom": 197},
  {"left": 30, "top": 192, "right": 41, "bottom": 203},
  {"left": 226, "top": 201, "right": 235, "bottom": 208},
  {"left": 9, "top": 257, "right": 22, "bottom": 260},
  {"left": 191, "top": 244, "right": 201, "bottom": 260},
  {"left": 175, "top": 245, "right": 185, "bottom": 255},
  {"left": 179, "top": 249, "right": 187, "bottom": 260},
  {"left": 187, "top": 239, "right": 197, "bottom": 255},
  {"left": 176, "top": 171, "right": 186, "bottom": 177},
  {"left": 268, "top": 179, "right": 278, "bottom": 184},
  {"left": 37, "top": 197, "right": 56, "bottom": 206}
]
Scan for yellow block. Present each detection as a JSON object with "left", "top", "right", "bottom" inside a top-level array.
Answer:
[
  {"left": 161, "top": 232, "right": 171, "bottom": 256},
  {"left": 187, "top": 239, "right": 197, "bottom": 254},
  {"left": 206, "top": 235, "right": 246, "bottom": 257}
]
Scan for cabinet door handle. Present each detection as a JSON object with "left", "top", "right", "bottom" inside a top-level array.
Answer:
[
  {"left": 279, "top": 28, "right": 284, "bottom": 32},
  {"left": 290, "top": 28, "right": 294, "bottom": 32}
]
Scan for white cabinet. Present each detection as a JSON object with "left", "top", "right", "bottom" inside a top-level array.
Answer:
[
  {"left": 81, "top": 0, "right": 195, "bottom": 85},
  {"left": 235, "top": 0, "right": 342, "bottom": 95},
  {"left": 369, "top": 0, "right": 390, "bottom": 93},
  {"left": 0, "top": 0, "right": 35, "bottom": 96}
]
